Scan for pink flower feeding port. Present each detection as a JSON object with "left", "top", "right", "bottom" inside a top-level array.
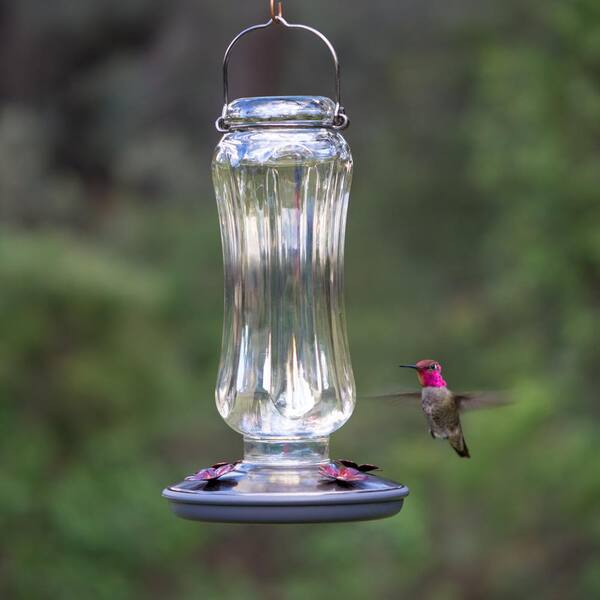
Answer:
[{"left": 162, "top": 5, "right": 408, "bottom": 524}]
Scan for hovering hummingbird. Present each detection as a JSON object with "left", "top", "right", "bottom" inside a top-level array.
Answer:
[{"left": 387, "top": 359, "right": 507, "bottom": 458}]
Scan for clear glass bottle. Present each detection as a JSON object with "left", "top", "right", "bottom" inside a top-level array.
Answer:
[{"left": 212, "top": 95, "right": 355, "bottom": 465}]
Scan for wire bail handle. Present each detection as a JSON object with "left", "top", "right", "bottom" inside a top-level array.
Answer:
[{"left": 216, "top": 2, "right": 349, "bottom": 132}]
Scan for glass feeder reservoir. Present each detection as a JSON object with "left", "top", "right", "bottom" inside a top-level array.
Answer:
[
  {"left": 163, "top": 7, "right": 408, "bottom": 523},
  {"left": 213, "top": 94, "right": 354, "bottom": 465}
]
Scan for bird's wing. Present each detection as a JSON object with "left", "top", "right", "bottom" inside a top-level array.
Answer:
[
  {"left": 366, "top": 391, "right": 421, "bottom": 403},
  {"left": 454, "top": 391, "right": 511, "bottom": 411}
]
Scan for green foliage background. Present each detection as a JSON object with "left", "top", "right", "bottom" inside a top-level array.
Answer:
[{"left": 1, "top": 0, "right": 599, "bottom": 598}]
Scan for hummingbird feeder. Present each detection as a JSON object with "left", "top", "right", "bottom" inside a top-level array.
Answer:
[{"left": 162, "top": 1, "right": 409, "bottom": 523}]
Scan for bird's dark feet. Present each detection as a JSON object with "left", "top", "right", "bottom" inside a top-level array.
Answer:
[{"left": 429, "top": 429, "right": 435, "bottom": 439}]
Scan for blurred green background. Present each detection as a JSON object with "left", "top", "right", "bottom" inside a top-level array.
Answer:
[{"left": 1, "top": 0, "right": 599, "bottom": 598}]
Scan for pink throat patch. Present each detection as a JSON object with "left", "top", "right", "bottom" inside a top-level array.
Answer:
[{"left": 421, "top": 370, "right": 447, "bottom": 388}]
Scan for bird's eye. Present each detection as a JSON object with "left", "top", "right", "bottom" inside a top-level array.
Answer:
[{"left": 429, "top": 364, "right": 436, "bottom": 370}]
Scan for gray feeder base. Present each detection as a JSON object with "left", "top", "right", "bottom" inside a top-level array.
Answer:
[{"left": 162, "top": 462, "right": 409, "bottom": 524}]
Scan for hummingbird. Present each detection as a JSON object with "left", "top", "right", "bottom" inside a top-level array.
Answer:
[{"left": 390, "top": 359, "right": 507, "bottom": 458}]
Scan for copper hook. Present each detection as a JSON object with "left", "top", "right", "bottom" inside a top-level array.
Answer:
[{"left": 270, "top": 0, "right": 283, "bottom": 20}]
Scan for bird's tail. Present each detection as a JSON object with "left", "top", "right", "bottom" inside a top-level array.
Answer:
[{"left": 450, "top": 433, "right": 470, "bottom": 458}]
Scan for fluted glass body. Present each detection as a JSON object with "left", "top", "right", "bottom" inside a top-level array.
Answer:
[{"left": 212, "top": 97, "right": 355, "bottom": 449}]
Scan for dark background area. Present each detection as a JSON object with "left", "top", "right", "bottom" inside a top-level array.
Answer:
[{"left": 1, "top": 0, "right": 599, "bottom": 598}]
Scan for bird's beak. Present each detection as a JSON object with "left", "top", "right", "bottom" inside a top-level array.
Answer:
[{"left": 399, "top": 364, "right": 418, "bottom": 370}]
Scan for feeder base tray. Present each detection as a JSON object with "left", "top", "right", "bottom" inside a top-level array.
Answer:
[{"left": 162, "top": 463, "right": 409, "bottom": 524}]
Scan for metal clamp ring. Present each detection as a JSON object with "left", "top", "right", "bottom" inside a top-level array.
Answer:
[{"left": 215, "top": 116, "right": 230, "bottom": 133}]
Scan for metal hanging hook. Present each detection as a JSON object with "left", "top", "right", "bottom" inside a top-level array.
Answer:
[{"left": 270, "top": 0, "right": 283, "bottom": 20}]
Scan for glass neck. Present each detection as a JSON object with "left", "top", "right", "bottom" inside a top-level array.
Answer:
[{"left": 243, "top": 437, "right": 329, "bottom": 466}]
